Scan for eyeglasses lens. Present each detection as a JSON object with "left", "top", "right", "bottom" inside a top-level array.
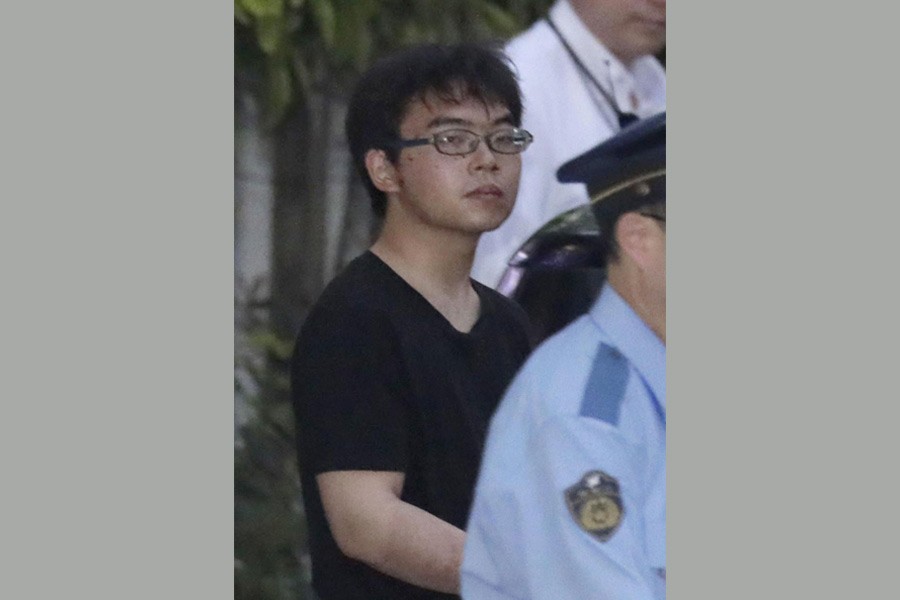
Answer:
[{"left": 433, "top": 129, "right": 532, "bottom": 156}]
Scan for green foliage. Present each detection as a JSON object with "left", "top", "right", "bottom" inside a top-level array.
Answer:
[
  {"left": 309, "top": 0, "right": 337, "bottom": 47},
  {"left": 235, "top": 311, "right": 311, "bottom": 599},
  {"left": 480, "top": 2, "right": 522, "bottom": 34},
  {"left": 235, "top": 0, "right": 555, "bottom": 126}
]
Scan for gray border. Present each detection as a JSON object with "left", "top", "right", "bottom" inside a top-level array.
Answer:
[
  {"left": 670, "top": 3, "right": 894, "bottom": 599},
  {"left": 2, "top": 4, "right": 232, "bottom": 597}
]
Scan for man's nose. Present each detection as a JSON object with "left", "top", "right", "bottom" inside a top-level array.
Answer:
[{"left": 469, "top": 138, "right": 499, "bottom": 171}]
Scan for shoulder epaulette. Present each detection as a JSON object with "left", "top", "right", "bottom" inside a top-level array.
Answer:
[{"left": 580, "top": 343, "right": 629, "bottom": 425}]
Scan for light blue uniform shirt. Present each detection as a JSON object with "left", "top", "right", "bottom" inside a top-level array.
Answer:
[{"left": 462, "top": 283, "right": 666, "bottom": 600}]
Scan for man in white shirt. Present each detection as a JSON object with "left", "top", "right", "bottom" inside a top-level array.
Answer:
[{"left": 471, "top": 0, "right": 666, "bottom": 289}]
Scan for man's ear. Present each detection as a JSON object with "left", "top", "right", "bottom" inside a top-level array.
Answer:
[
  {"left": 614, "top": 212, "right": 655, "bottom": 269},
  {"left": 364, "top": 149, "right": 400, "bottom": 193}
]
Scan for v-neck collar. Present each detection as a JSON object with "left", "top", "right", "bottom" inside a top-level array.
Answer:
[{"left": 364, "top": 251, "right": 489, "bottom": 337}]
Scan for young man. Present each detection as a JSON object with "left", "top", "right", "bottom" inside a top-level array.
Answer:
[
  {"left": 472, "top": 0, "right": 666, "bottom": 289},
  {"left": 290, "top": 43, "right": 534, "bottom": 600},
  {"left": 462, "top": 113, "right": 666, "bottom": 599}
]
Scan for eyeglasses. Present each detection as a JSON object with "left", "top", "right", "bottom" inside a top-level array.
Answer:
[{"left": 392, "top": 127, "right": 534, "bottom": 156}]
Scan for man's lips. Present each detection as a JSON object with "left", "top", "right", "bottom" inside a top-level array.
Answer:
[{"left": 465, "top": 185, "right": 504, "bottom": 199}]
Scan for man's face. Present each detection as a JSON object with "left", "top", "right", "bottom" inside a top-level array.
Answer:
[
  {"left": 574, "top": 0, "right": 666, "bottom": 64},
  {"left": 386, "top": 92, "right": 522, "bottom": 236}
]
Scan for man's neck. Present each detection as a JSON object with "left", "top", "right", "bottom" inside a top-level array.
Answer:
[
  {"left": 371, "top": 221, "right": 481, "bottom": 333},
  {"left": 566, "top": 0, "right": 638, "bottom": 67}
]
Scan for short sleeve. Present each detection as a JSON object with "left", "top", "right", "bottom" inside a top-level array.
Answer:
[
  {"left": 291, "top": 301, "right": 411, "bottom": 474},
  {"left": 462, "top": 371, "right": 662, "bottom": 599}
]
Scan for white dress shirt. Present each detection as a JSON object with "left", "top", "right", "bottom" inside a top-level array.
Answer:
[{"left": 471, "top": 0, "right": 666, "bottom": 288}]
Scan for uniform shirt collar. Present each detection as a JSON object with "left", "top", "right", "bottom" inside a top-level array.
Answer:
[{"left": 589, "top": 283, "right": 666, "bottom": 410}]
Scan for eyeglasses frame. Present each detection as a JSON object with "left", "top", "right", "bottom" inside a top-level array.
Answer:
[{"left": 391, "top": 127, "right": 534, "bottom": 157}]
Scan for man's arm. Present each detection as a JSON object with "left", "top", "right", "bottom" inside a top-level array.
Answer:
[
  {"left": 463, "top": 414, "right": 661, "bottom": 600},
  {"left": 317, "top": 470, "right": 465, "bottom": 594}
]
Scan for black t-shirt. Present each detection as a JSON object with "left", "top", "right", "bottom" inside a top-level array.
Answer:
[{"left": 291, "top": 251, "right": 532, "bottom": 600}]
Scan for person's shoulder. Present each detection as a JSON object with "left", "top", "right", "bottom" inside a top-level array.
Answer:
[
  {"left": 299, "top": 253, "right": 393, "bottom": 336},
  {"left": 318, "top": 250, "right": 379, "bottom": 294},
  {"left": 504, "top": 20, "right": 560, "bottom": 72},
  {"left": 525, "top": 314, "right": 599, "bottom": 371},
  {"left": 478, "top": 316, "right": 604, "bottom": 473},
  {"left": 504, "top": 314, "right": 603, "bottom": 412},
  {"left": 504, "top": 22, "right": 575, "bottom": 115},
  {"left": 505, "top": 18, "right": 552, "bottom": 54}
]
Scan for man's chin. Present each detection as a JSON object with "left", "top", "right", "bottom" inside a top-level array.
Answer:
[{"left": 479, "top": 212, "right": 514, "bottom": 233}]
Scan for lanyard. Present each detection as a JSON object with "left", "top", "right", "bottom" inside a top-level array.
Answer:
[{"left": 544, "top": 16, "right": 639, "bottom": 131}]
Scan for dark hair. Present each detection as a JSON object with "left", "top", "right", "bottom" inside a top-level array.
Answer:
[{"left": 345, "top": 42, "right": 523, "bottom": 217}]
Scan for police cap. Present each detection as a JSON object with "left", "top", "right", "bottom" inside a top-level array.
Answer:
[{"left": 557, "top": 111, "right": 665, "bottom": 220}]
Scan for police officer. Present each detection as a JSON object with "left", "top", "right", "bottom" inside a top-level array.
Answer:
[{"left": 461, "top": 113, "right": 666, "bottom": 600}]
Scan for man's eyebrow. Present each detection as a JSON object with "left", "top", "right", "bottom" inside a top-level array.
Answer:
[
  {"left": 425, "top": 117, "right": 470, "bottom": 129},
  {"left": 425, "top": 113, "right": 515, "bottom": 129}
]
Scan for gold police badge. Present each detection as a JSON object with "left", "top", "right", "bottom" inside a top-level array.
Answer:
[{"left": 565, "top": 470, "right": 624, "bottom": 542}]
